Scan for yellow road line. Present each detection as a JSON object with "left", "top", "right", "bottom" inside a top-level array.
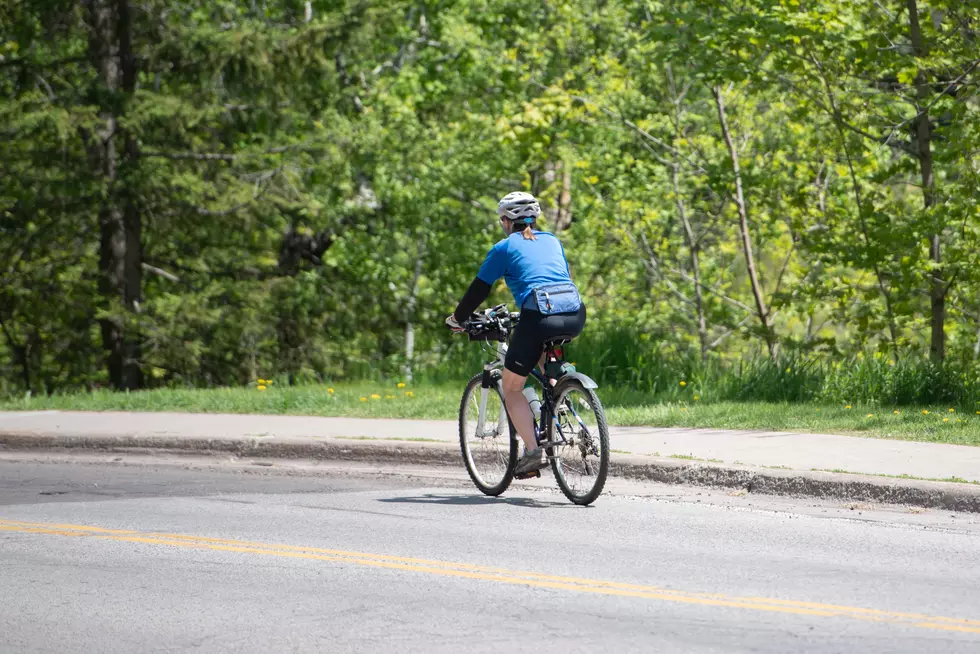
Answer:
[{"left": 2, "top": 519, "right": 979, "bottom": 635}]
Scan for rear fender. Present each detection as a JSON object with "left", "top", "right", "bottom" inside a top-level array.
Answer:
[{"left": 559, "top": 371, "right": 598, "bottom": 389}]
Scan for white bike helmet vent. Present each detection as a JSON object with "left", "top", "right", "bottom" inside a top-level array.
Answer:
[{"left": 497, "top": 191, "right": 541, "bottom": 223}]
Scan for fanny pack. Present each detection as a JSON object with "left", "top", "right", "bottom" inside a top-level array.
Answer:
[{"left": 530, "top": 283, "right": 582, "bottom": 315}]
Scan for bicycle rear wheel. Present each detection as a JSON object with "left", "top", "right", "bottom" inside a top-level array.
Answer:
[
  {"left": 459, "top": 372, "right": 518, "bottom": 496},
  {"left": 548, "top": 378, "right": 609, "bottom": 505}
]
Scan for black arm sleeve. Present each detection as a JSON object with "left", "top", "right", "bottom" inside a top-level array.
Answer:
[{"left": 453, "top": 277, "right": 492, "bottom": 323}]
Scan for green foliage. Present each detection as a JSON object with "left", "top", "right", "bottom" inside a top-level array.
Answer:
[
  {"left": 3, "top": 0, "right": 980, "bottom": 401},
  {"left": 820, "top": 357, "right": 979, "bottom": 408}
]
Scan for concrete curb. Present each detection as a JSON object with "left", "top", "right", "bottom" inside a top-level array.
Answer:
[
  {"left": 3, "top": 430, "right": 980, "bottom": 513},
  {"left": 609, "top": 460, "right": 980, "bottom": 513}
]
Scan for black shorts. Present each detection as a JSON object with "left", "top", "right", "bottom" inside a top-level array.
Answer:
[{"left": 504, "top": 304, "right": 587, "bottom": 376}]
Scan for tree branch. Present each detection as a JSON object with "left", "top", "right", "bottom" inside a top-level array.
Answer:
[
  {"left": 141, "top": 263, "right": 180, "bottom": 282},
  {"left": 142, "top": 143, "right": 323, "bottom": 161},
  {"left": 0, "top": 55, "right": 87, "bottom": 71},
  {"left": 668, "top": 266, "right": 753, "bottom": 314},
  {"left": 708, "top": 315, "right": 754, "bottom": 349}
]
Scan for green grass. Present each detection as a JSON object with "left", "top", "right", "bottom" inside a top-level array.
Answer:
[
  {"left": 0, "top": 383, "right": 461, "bottom": 420},
  {"left": 603, "top": 399, "right": 980, "bottom": 446},
  {"left": 3, "top": 381, "right": 980, "bottom": 447}
]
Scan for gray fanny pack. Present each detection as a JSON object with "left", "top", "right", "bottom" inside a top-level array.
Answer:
[{"left": 530, "top": 283, "right": 582, "bottom": 315}]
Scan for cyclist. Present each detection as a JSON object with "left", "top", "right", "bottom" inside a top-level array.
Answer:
[{"left": 446, "top": 191, "right": 586, "bottom": 475}]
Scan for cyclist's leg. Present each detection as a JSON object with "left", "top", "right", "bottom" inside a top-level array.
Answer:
[
  {"left": 538, "top": 304, "right": 587, "bottom": 382},
  {"left": 500, "top": 369, "right": 536, "bottom": 451},
  {"left": 503, "top": 310, "right": 546, "bottom": 451},
  {"left": 503, "top": 305, "right": 587, "bottom": 450},
  {"left": 556, "top": 303, "right": 586, "bottom": 337}
]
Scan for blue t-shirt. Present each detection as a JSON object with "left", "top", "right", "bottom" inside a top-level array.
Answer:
[{"left": 476, "top": 231, "right": 575, "bottom": 308}]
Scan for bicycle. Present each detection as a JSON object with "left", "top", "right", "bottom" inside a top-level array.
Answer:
[{"left": 454, "top": 303, "right": 610, "bottom": 506}]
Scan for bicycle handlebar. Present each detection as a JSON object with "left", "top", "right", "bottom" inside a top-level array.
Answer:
[{"left": 458, "top": 304, "right": 519, "bottom": 342}]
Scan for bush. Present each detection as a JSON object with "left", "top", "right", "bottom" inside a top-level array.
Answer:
[
  {"left": 415, "top": 321, "right": 980, "bottom": 408},
  {"left": 820, "top": 357, "right": 977, "bottom": 407},
  {"left": 727, "top": 356, "right": 822, "bottom": 403}
]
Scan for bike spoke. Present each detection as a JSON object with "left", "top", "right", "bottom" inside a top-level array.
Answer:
[
  {"left": 464, "top": 384, "right": 510, "bottom": 489},
  {"left": 551, "top": 384, "right": 606, "bottom": 501}
]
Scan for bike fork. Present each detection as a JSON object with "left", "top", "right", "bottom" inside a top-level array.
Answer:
[{"left": 477, "top": 367, "right": 508, "bottom": 438}]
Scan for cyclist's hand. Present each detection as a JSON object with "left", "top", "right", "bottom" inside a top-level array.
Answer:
[{"left": 445, "top": 314, "right": 465, "bottom": 333}]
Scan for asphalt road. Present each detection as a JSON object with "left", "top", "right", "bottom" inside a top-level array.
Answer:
[{"left": 3, "top": 454, "right": 980, "bottom": 653}]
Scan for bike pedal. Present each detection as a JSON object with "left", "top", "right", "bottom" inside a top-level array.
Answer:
[{"left": 514, "top": 469, "right": 542, "bottom": 480}]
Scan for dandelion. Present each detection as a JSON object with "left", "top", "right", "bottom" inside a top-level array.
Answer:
[
  {"left": 405, "top": 391, "right": 414, "bottom": 397},
  {"left": 867, "top": 414, "right": 873, "bottom": 418},
  {"left": 267, "top": 380, "right": 274, "bottom": 386},
  {"left": 845, "top": 405, "right": 852, "bottom": 410},
  {"left": 943, "top": 418, "right": 949, "bottom": 423},
  {"left": 257, "top": 385, "right": 267, "bottom": 391},
  {"left": 360, "top": 397, "right": 367, "bottom": 402},
  {"left": 680, "top": 381, "right": 687, "bottom": 387},
  {"left": 257, "top": 379, "right": 265, "bottom": 384},
  {"left": 385, "top": 394, "right": 395, "bottom": 399},
  {"left": 327, "top": 388, "right": 335, "bottom": 394},
  {"left": 785, "top": 367, "right": 791, "bottom": 374},
  {"left": 949, "top": 408, "right": 955, "bottom": 413},
  {"left": 693, "top": 395, "right": 701, "bottom": 401},
  {"left": 893, "top": 410, "right": 900, "bottom": 415},
  {"left": 370, "top": 394, "right": 381, "bottom": 400},
  {"left": 922, "top": 410, "right": 930, "bottom": 415},
  {"left": 397, "top": 382, "right": 406, "bottom": 389}
]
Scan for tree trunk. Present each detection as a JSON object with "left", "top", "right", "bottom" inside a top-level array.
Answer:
[
  {"left": 667, "top": 67, "right": 708, "bottom": 360},
  {"left": 403, "top": 230, "right": 427, "bottom": 382},
  {"left": 907, "top": 0, "right": 944, "bottom": 362},
  {"left": 0, "top": 319, "right": 31, "bottom": 393},
  {"left": 974, "top": 322, "right": 980, "bottom": 361},
  {"left": 712, "top": 87, "right": 776, "bottom": 360},
  {"left": 86, "top": 0, "right": 143, "bottom": 389},
  {"left": 673, "top": 165, "right": 708, "bottom": 362},
  {"left": 540, "top": 160, "right": 573, "bottom": 232}
]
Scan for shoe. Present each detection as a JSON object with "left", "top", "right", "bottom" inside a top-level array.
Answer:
[{"left": 515, "top": 447, "right": 547, "bottom": 475}]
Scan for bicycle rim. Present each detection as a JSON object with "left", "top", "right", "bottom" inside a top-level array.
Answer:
[{"left": 549, "top": 380, "right": 609, "bottom": 505}]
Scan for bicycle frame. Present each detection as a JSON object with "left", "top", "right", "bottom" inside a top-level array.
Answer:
[
  {"left": 473, "top": 331, "right": 591, "bottom": 452},
  {"left": 459, "top": 306, "right": 609, "bottom": 504},
  {"left": 529, "top": 358, "right": 570, "bottom": 449}
]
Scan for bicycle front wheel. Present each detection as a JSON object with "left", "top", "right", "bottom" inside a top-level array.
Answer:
[
  {"left": 548, "top": 378, "right": 610, "bottom": 505},
  {"left": 459, "top": 372, "right": 518, "bottom": 496}
]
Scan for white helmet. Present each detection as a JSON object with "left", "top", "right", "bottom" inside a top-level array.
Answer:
[{"left": 497, "top": 191, "right": 541, "bottom": 223}]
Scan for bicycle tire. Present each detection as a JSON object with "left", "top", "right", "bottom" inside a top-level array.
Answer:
[
  {"left": 547, "top": 378, "right": 609, "bottom": 505},
  {"left": 458, "top": 372, "right": 518, "bottom": 496}
]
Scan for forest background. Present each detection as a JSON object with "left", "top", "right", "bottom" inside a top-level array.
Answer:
[{"left": 3, "top": 0, "right": 980, "bottom": 423}]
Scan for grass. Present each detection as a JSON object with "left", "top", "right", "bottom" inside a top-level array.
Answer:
[{"left": 4, "top": 381, "right": 980, "bottom": 447}]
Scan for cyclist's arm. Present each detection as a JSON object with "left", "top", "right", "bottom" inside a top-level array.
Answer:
[
  {"left": 453, "top": 242, "right": 506, "bottom": 323},
  {"left": 452, "top": 277, "right": 491, "bottom": 323}
]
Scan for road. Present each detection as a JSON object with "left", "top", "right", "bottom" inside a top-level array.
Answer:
[{"left": 2, "top": 453, "right": 980, "bottom": 653}]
